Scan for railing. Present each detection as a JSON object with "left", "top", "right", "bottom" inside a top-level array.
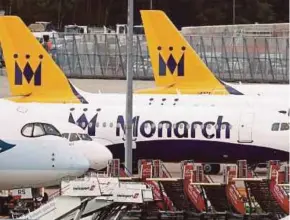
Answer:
[{"left": 1, "top": 33, "right": 288, "bottom": 83}]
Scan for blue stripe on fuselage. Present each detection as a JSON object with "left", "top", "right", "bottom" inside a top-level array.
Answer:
[{"left": 107, "top": 139, "right": 288, "bottom": 164}]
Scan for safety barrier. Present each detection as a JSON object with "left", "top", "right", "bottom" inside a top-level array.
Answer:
[{"left": 1, "top": 34, "right": 288, "bottom": 83}]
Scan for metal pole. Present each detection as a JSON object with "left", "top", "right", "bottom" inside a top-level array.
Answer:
[
  {"left": 233, "top": 0, "right": 236, "bottom": 25},
  {"left": 150, "top": 0, "right": 153, "bottom": 9},
  {"left": 125, "top": 0, "right": 134, "bottom": 174}
]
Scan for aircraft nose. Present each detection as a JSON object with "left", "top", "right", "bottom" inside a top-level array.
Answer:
[
  {"left": 68, "top": 150, "right": 90, "bottom": 176},
  {"left": 94, "top": 145, "right": 113, "bottom": 170},
  {"left": 78, "top": 142, "right": 113, "bottom": 170}
]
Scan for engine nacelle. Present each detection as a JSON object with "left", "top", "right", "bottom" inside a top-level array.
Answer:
[{"left": 202, "top": 163, "right": 227, "bottom": 175}]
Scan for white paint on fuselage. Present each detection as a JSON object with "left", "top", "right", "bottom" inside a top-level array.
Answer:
[
  {"left": 0, "top": 108, "right": 91, "bottom": 190},
  {"left": 4, "top": 97, "right": 288, "bottom": 156}
]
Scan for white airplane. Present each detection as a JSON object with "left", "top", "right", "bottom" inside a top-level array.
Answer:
[
  {"left": 0, "top": 106, "right": 90, "bottom": 190},
  {"left": 0, "top": 15, "right": 288, "bottom": 171},
  {"left": 54, "top": 122, "right": 113, "bottom": 170}
]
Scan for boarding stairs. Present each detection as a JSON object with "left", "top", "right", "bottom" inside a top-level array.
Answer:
[
  {"left": 19, "top": 159, "right": 154, "bottom": 220},
  {"left": 139, "top": 159, "right": 175, "bottom": 211},
  {"left": 181, "top": 161, "right": 206, "bottom": 213},
  {"left": 243, "top": 161, "right": 289, "bottom": 219},
  {"left": 198, "top": 163, "right": 246, "bottom": 217}
]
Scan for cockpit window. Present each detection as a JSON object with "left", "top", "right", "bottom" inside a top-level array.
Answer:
[
  {"left": 271, "top": 123, "right": 280, "bottom": 131},
  {"left": 62, "top": 133, "right": 69, "bottom": 139},
  {"left": 280, "top": 123, "right": 290, "bottom": 131},
  {"left": 43, "top": 124, "right": 61, "bottom": 136},
  {"left": 33, "top": 123, "right": 45, "bottom": 136},
  {"left": 21, "top": 123, "right": 61, "bottom": 138},
  {"left": 22, "top": 124, "right": 33, "bottom": 137},
  {"left": 69, "top": 133, "right": 80, "bottom": 142},
  {"left": 79, "top": 133, "right": 92, "bottom": 141}
]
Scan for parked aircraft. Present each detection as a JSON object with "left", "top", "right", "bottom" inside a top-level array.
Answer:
[
  {"left": 0, "top": 104, "right": 90, "bottom": 190},
  {"left": 0, "top": 15, "right": 288, "bottom": 112},
  {"left": 54, "top": 122, "right": 113, "bottom": 170},
  {"left": 134, "top": 10, "right": 289, "bottom": 97},
  {"left": 0, "top": 16, "right": 288, "bottom": 172},
  {"left": 0, "top": 96, "right": 288, "bottom": 170}
]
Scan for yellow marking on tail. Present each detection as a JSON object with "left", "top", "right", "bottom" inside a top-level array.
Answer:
[
  {"left": 135, "top": 10, "right": 242, "bottom": 95},
  {"left": 0, "top": 16, "right": 87, "bottom": 103}
]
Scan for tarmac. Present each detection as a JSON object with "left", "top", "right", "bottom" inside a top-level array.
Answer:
[{"left": 0, "top": 75, "right": 155, "bottom": 98}]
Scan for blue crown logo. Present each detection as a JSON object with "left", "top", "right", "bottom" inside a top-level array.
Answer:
[
  {"left": 14, "top": 54, "right": 43, "bottom": 86},
  {"left": 68, "top": 108, "right": 101, "bottom": 136},
  {"left": 158, "top": 46, "right": 186, "bottom": 76}
]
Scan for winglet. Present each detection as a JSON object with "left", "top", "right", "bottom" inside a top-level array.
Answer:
[
  {"left": 136, "top": 10, "right": 243, "bottom": 95},
  {"left": 0, "top": 16, "right": 88, "bottom": 103}
]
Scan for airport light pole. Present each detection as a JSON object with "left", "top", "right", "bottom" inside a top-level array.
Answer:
[
  {"left": 233, "top": 0, "right": 236, "bottom": 25},
  {"left": 125, "top": 0, "right": 134, "bottom": 175}
]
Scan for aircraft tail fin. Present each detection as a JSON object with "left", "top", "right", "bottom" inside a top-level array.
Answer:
[
  {"left": 139, "top": 10, "right": 243, "bottom": 95},
  {"left": 0, "top": 16, "right": 88, "bottom": 103}
]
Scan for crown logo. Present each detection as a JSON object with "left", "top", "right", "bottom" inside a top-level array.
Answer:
[
  {"left": 68, "top": 108, "right": 101, "bottom": 136},
  {"left": 14, "top": 54, "right": 43, "bottom": 86},
  {"left": 158, "top": 46, "right": 186, "bottom": 76}
]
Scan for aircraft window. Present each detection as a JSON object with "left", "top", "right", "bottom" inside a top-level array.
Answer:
[
  {"left": 280, "top": 123, "right": 289, "bottom": 131},
  {"left": 62, "top": 133, "right": 69, "bottom": 139},
  {"left": 79, "top": 133, "right": 92, "bottom": 141},
  {"left": 179, "top": 124, "right": 184, "bottom": 129},
  {"left": 88, "top": 122, "right": 93, "bottom": 128},
  {"left": 109, "top": 122, "right": 113, "bottom": 128},
  {"left": 207, "top": 124, "right": 212, "bottom": 129},
  {"left": 22, "top": 124, "right": 34, "bottom": 137},
  {"left": 279, "top": 110, "right": 287, "bottom": 114},
  {"left": 33, "top": 123, "right": 45, "bottom": 137},
  {"left": 96, "top": 122, "right": 99, "bottom": 127},
  {"left": 103, "top": 122, "right": 106, "bottom": 127},
  {"left": 271, "top": 123, "right": 280, "bottom": 131},
  {"left": 43, "top": 124, "right": 61, "bottom": 136},
  {"left": 69, "top": 133, "right": 80, "bottom": 142},
  {"left": 21, "top": 123, "right": 61, "bottom": 137}
]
